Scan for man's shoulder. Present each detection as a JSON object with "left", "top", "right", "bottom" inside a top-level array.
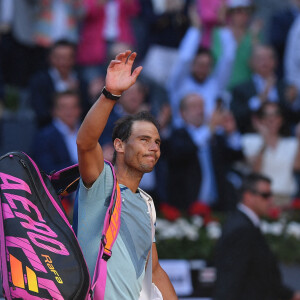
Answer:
[
  {"left": 36, "top": 123, "right": 63, "bottom": 143},
  {"left": 30, "top": 69, "right": 52, "bottom": 84},
  {"left": 222, "top": 210, "right": 255, "bottom": 235}
]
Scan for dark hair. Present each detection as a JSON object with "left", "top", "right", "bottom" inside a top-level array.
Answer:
[
  {"left": 256, "top": 101, "right": 281, "bottom": 119},
  {"left": 111, "top": 111, "right": 160, "bottom": 164},
  {"left": 51, "top": 90, "right": 81, "bottom": 110},
  {"left": 195, "top": 47, "right": 214, "bottom": 66},
  {"left": 196, "top": 47, "right": 213, "bottom": 58},
  {"left": 255, "top": 101, "right": 290, "bottom": 137},
  {"left": 49, "top": 39, "right": 77, "bottom": 55},
  {"left": 240, "top": 173, "right": 271, "bottom": 196}
]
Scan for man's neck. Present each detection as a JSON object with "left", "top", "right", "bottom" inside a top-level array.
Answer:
[{"left": 114, "top": 164, "right": 143, "bottom": 193}]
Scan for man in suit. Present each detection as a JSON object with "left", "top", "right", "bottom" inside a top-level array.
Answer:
[
  {"left": 213, "top": 173, "right": 300, "bottom": 300},
  {"left": 28, "top": 39, "right": 87, "bottom": 128},
  {"left": 32, "top": 90, "right": 82, "bottom": 173},
  {"left": 162, "top": 93, "right": 244, "bottom": 212},
  {"left": 230, "top": 44, "right": 296, "bottom": 134}
]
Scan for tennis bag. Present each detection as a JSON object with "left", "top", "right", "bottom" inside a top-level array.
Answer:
[{"left": 0, "top": 151, "right": 122, "bottom": 300}]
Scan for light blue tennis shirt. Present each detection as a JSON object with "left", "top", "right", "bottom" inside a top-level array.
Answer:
[{"left": 77, "top": 162, "right": 153, "bottom": 299}]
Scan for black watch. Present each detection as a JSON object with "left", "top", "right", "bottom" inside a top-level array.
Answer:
[{"left": 101, "top": 86, "right": 121, "bottom": 101}]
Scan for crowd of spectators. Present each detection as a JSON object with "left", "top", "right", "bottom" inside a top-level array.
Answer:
[{"left": 1, "top": 0, "right": 300, "bottom": 220}]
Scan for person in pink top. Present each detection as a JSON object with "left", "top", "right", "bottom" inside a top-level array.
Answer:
[
  {"left": 196, "top": 0, "right": 227, "bottom": 48},
  {"left": 76, "top": 0, "right": 140, "bottom": 83}
]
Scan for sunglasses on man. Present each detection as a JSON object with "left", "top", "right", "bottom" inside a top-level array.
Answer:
[{"left": 250, "top": 189, "right": 273, "bottom": 199}]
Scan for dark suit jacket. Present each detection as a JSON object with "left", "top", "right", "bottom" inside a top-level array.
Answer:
[
  {"left": 211, "top": 133, "right": 244, "bottom": 211},
  {"left": 269, "top": 8, "right": 297, "bottom": 78},
  {"left": 28, "top": 70, "right": 88, "bottom": 128},
  {"left": 213, "top": 209, "right": 293, "bottom": 300},
  {"left": 162, "top": 127, "right": 202, "bottom": 210},
  {"left": 230, "top": 78, "right": 289, "bottom": 133},
  {"left": 31, "top": 123, "right": 74, "bottom": 173},
  {"left": 29, "top": 71, "right": 56, "bottom": 128}
]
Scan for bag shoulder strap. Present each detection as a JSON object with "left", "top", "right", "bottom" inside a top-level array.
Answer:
[
  {"left": 49, "top": 160, "right": 122, "bottom": 300},
  {"left": 90, "top": 160, "right": 122, "bottom": 300}
]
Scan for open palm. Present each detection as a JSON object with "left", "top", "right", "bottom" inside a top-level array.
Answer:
[{"left": 105, "top": 51, "right": 143, "bottom": 95}]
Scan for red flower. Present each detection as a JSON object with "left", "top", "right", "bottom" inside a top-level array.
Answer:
[
  {"left": 188, "top": 201, "right": 211, "bottom": 217},
  {"left": 291, "top": 198, "right": 300, "bottom": 210},
  {"left": 203, "top": 214, "right": 219, "bottom": 225},
  {"left": 159, "top": 203, "right": 181, "bottom": 221},
  {"left": 267, "top": 206, "right": 281, "bottom": 220}
]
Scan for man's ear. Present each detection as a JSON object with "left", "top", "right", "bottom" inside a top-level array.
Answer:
[{"left": 114, "top": 138, "right": 124, "bottom": 154}]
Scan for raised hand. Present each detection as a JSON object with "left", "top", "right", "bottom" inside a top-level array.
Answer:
[{"left": 105, "top": 50, "right": 143, "bottom": 96}]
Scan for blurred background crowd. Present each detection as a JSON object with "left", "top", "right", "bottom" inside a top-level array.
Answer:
[{"left": 1, "top": 0, "right": 300, "bottom": 219}]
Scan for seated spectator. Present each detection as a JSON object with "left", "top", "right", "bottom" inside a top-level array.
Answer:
[
  {"left": 211, "top": 0, "right": 262, "bottom": 90},
  {"left": 213, "top": 172, "right": 300, "bottom": 300},
  {"left": 231, "top": 44, "right": 296, "bottom": 133},
  {"left": 269, "top": 0, "right": 300, "bottom": 79},
  {"left": 162, "top": 93, "right": 244, "bottom": 212},
  {"left": 76, "top": 0, "right": 140, "bottom": 84},
  {"left": 241, "top": 102, "right": 300, "bottom": 207},
  {"left": 28, "top": 40, "right": 88, "bottom": 128},
  {"left": 167, "top": 6, "right": 236, "bottom": 127},
  {"left": 31, "top": 90, "right": 82, "bottom": 174}
]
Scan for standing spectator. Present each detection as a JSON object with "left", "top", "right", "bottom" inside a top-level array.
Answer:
[
  {"left": 167, "top": 5, "right": 236, "bottom": 127},
  {"left": 213, "top": 172, "right": 300, "bottom": 300},
  {"left": 32, "top": 90, "right": 82, "bottom": 217},
  {"left": 210, "top": 108, "right": 245, "bottom": 210},
  {"left": 0, "top": 61, "right": 4, "bottom": 105},
  {"left": 33, "top": 0, "right": 83, "bottom": 48},
  {"left": 196, "top": 0, "right": 227, "bottom": 48},
  {"left": 28, "top": 39, "right": 87, "bottom": 128},
  {"left": 269, "top": 0, "right": 300, "bottom": 79},
  {"left": 76, "top": 0, "right": 140, "bottom": 84},
  {"left": 230, "top": 44, "right": 295, "bottom": 133},
  {"left": 31, "top": 90, "right": 82, "bottom": 174},
  {"left": 162, "top": 93, "right": 243, "bottom": 211},
  {"left": 211, "top": 0, "right": 262, "bottom": 90},
  {"left": 284, "top": 13, "right": 300, "bottom": 114},
  {"left": 0, "top": 0, "right": 46, "bottom": 88},
  {"left": 139, "top": 0, "right": 191, "bottom": 49},
  {"left": 241, "top": 102, "right": 300, "bottom": 207}
]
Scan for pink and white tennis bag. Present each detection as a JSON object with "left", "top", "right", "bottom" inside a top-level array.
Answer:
[{"left": 0, "top": 151, "right": 121, "bottom": 300}]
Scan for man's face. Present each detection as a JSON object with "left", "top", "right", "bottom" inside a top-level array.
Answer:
[
  {"left": 228, "top": 7, "right": 252, "bottom": 27},
  {"left": 120, "top": 83, "right": 146, "bottom": 115},
  {"left": 122, "top": 121, "right": 161, "bottom": 173},
  {"left": 181, "top": 94, "right": 205, "bottom": 127},
  {"left": 53, "top": 95, "right": 81, "bottom": 130},
  {"left": 50, "top": 45, "right": 75, "bottom": 77},
  {"left": 191, "top": 54, "right": 212, "bottom": 83},
  {"left": 251, "top": 47, "right": 276, "bottom": 78},
  {"left": 246, "top": 181, "right": 273, "bottom": 217}
]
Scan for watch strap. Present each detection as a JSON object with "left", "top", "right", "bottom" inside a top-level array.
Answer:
[{"left": 101, "top": 86, "right": 121, "bottom": 101}]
